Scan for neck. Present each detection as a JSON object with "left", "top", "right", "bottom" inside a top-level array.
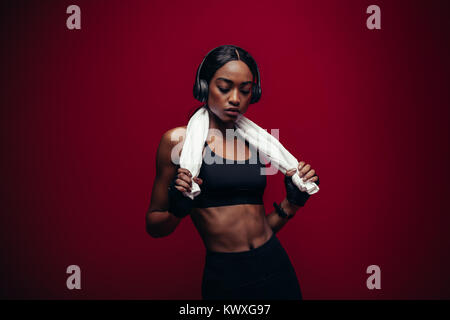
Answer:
[{"left": 207, "top": 108, "right": 236, "bottom": 139}]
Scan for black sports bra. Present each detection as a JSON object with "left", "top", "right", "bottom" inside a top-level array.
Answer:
[{"left": 193, "top": 140, "right": 267, "bottom": 208}]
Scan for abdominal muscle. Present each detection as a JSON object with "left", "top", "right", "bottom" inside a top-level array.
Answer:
[
  {"left": 190, "top": 204, "right": 274, "bottom": 252},
  {"left": 180, "top": 130, "right": 272, "bottom": 252}
]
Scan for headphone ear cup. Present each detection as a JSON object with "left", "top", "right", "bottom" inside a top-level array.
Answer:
[
  {"left": 251, "top": 84, "right": 261, "bottom": 104},
  {"left": 194, "top": 80, "right": 201, "bottom": 101},
  {"left": 198, "top": 79, "right": 209, "bottom": 102}
]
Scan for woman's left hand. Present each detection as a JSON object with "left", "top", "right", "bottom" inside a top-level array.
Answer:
[
  {"left": 285, "top": 161, "right": 319, "bottom": 207},
  {"left": 297, "top": 161, "right": 319, "bottom": 184},
  {"left": 286, "top": 161, "right": 319, "bottom": 183}
]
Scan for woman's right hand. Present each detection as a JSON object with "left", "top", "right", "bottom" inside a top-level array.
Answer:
[
  {"left": 172, "top": 168, "right": 203, "bottom": 193},
  {"left": 167, "top": 167, "right": 203, "bottom": 218}
]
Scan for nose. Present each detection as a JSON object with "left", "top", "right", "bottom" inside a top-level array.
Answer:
[{"left": 228, "top": 88, "right": 240, "bottom": 106}]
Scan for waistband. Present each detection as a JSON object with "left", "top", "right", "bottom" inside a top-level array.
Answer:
[{"left": 205, "top": 232, "right": 279, "bottom": 258}]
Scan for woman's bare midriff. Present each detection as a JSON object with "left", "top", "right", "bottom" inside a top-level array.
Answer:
[
  {"left": 177, "top": 125, "right": 273, "bottom": 252},
  {"left": 190, "top": 204, "right": 273, "bottom": 253}
]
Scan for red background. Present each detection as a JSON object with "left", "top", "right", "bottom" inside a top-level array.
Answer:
[{"left": 1, "top": 0, "right": 449, "bottom": 299}]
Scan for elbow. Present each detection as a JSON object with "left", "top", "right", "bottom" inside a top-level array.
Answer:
[
  {"left": 145, "top": 220, "right": 168, "bottom": 238},
  {"left": 145, "top": 211, "right": 173, "bottom": 238},
  {"left": 146, "top": 229, "right": 165, "bottom": 238},
  {"left": 146, "top": 224, "right": 170, "bottom": 238}
]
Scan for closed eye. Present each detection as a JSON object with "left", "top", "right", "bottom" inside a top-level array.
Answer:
[{"left": 219, "top": 87, "right": 250, "bottom": 95}]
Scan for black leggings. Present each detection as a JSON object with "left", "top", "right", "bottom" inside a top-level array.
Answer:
[{"left": 201, "top": 232, "right": 302, "bottom": 300}]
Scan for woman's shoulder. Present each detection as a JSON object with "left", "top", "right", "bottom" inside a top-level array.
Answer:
[
  {"left": 162, "top": 126, "right": 188, "bottom": 147},
  {"left": 156, "top": 126, "right": 188, "bottom": 167}
]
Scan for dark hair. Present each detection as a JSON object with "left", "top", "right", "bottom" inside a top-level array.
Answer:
[{"left": 188, "top": 45, "right": 261, "bottom": 120}]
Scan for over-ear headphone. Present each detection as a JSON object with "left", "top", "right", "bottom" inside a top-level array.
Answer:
[{"left": 193, "top": 46, "right": 262, "bottom": 104}]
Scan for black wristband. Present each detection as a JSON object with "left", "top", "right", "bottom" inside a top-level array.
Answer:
[
  {"left": 167, "top": 179, "right": 194, "bottom": 218},
  {"left": 284, "top": 174, "right": 320, "bottom": 207},
  {"left": 284, "top": 176, "right": 310, "bottom": 207},
  {"left": 273, "top": 202, "right": 295, "bottom": 220}
]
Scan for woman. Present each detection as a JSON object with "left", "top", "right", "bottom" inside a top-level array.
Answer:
[{"left": 146, "top": 45, "right": 319, "bottom": 300}]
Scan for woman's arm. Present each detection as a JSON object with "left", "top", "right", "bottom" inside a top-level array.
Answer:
[
  {"left": 146, "top": 128, "right": 183, "bottom": 238},
  {"left": 266, "top": 198, "right": 300, "bottom": 234},
  {"left": 266, "top": 162, "right": 319, "bottom": 233}
]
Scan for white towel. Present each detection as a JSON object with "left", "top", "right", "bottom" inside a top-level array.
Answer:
[{"left": 178, "top": 106, "right": 320, "bottom": 200}]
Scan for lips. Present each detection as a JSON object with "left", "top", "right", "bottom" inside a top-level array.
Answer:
[
  {"left": 225, "top": 108, "right": 240, "bottom": 113},
  {"left": 224, "top": 108, "right": 239, "bottom": 117}
]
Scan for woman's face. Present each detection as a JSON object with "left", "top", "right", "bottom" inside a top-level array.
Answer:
[{"left": 207, "top": 60, "right": 254, "bottom": 124}]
